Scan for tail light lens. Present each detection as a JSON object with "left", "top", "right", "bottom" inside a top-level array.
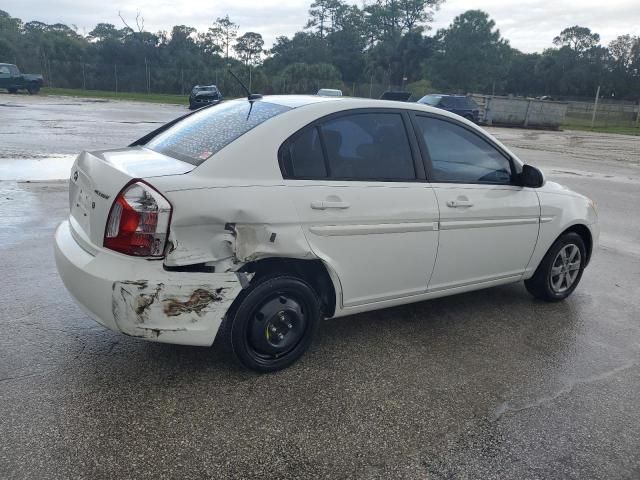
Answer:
[{"left": 104, "top": 182, "right": 172, "bottom": 257}]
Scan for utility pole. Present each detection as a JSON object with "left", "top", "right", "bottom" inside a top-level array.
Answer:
[{"left": 591, "top": 85, "right": 601, "bottom": 129}]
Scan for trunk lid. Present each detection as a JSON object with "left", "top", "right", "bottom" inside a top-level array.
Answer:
[{"left": 69, "top": 146, "right": 193, "bottom": 247}]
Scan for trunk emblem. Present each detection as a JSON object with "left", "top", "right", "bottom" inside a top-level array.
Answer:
[{"left": 94, "top": 189, "right": 110, "bottom": 200}]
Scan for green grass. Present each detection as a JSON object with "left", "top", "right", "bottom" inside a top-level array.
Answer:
[
  {"left": 42, "top": 87, "right": 188, "bottom": 105},
  {"left": 562, "top": 123, "right": 640, "bottom": 136}
]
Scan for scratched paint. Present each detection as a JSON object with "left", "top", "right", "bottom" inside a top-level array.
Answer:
[{"left": 111, "top": 275, "right": 242, "bottom": 343}]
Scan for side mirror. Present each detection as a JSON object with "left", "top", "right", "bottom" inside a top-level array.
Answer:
[{"left": 520, "top": 164, "right": 545, "bottom": 188}]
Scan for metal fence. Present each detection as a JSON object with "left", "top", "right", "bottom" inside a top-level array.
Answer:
[
  {"left": 564, "top": 100, "right": 640, "bottom": 128},
  {"left": 16, "top": 58, "right": 640, "bottom": 129},
  {"left": 18, "top": 57, "right": 406, "bottom": 99}
]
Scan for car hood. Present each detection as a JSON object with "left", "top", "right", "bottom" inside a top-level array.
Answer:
[{"left": 538, "top": 180, "right": 587, "bottom": 199}]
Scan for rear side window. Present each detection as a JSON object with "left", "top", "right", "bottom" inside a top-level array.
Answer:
[
  {"left": 284, "top": 127, "right": 327, "bottom": 178},
  {"left": 147, "top": 101, "right": 290, "bottom": 165},
  {"left": 282, "top": 112, "right": 415, "bottom": 181},
  {"left": 415, "top": 116, "right": 512, "bottom": 184}
]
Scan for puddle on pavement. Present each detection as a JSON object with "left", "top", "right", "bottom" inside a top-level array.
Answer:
[{"left": 0, "top": 156, "right": 75, "bottom": 181}]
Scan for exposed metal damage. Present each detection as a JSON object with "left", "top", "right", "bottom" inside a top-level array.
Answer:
[
  {"left": 163, "top": 288, "right": 225, "bottom": 317},
  {"left": 111, "top": 274, "right": 242, "bottom": 341}
]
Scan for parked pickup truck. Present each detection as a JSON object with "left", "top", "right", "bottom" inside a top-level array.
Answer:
[{"left": 0, "top": 63, "right": 44, "bottom": 94}]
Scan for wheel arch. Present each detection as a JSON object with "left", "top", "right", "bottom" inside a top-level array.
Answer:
[
  {"left": 560, "top": 223, "right": 593, "bottom": 265},
  {"left": 239, "top": 257, "right": 338, "bottom": 317}
]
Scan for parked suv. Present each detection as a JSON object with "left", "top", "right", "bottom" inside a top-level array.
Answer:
[
  {"left": 0, "top": 63, "right": 43, "bottom": 94},
  {"left": 417, "top": 94, "right": 480, "bottom": 123},
  {"left": 189, "top": 85, "right": 222, "bottom": 109},
  {"left": 55, "top": 96, "right": 598, "bottom": 372}
]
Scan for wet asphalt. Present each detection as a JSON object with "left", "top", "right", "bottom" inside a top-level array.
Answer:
[{"left": 1, "top": 94, "right": 639, "bottom": 479}]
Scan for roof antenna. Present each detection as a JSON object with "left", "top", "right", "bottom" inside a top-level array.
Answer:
[{"left": 227, "top": 68, "right": 262, "bottom": 101}]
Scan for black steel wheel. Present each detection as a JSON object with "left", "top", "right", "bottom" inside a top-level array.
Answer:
[{"left": 218, "top": 275, "right": 321, "bottom": 372}]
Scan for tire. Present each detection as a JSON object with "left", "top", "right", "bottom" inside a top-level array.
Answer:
[
  {"left": 525, "top": 232, "right": 587, "bottom": 302},
  {"left": 8, "top": 88, "right": 17, "bottom": 94},
  {"left": 27, "top": 83, "right": 40, "bottom": 95},
  {"left": 218, "top": 275, "right": 321, "bottom": 372}
]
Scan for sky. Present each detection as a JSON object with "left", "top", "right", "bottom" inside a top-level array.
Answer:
[{"left": 3, "top": 0, "right": 639, "bottom": 53}]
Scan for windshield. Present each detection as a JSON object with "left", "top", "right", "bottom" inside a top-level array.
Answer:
[
  {"left": 193, "top": 86, "right": 216, "bottom": 93},
  {"left": 146, "top": 100, "right": 291, "bottom": 166},
  {"left": 418, "top": 95, "right": 442, "bottom": 106}
]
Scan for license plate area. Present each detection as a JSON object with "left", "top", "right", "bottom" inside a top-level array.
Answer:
[{"left": 70, "top": 171, "right": 93, "bottom": 235}]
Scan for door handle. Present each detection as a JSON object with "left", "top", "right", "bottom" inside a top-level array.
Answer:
[
  {"left": 311, "top": 200, "right": 351, "bottom": 210},
  {"left": 447, "top": 200, "right": 473, "bottom": 208}
]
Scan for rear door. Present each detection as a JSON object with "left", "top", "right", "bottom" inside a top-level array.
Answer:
[
  {"left": 281, "top": 109, "right": 440, "bottom": 308},
  {"left": 411, "top": 113, "right": 540, "bottom": 291}
]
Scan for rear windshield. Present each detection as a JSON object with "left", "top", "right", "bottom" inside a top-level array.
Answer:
[{"left": 146, "top": 100, "right": 291, "bottom": 165}]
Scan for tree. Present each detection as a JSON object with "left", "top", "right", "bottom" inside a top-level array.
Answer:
[
  {"left": 263, "top": 32, "right": 330, "bottom": 73},
  {"left": 430, "top": 10, "right": 511, "bottom": 93},
  {"left": 553, "top": 26, "right": 600, "bottom": 54},
  {"left": 234, "top": 32, "right": 264, "bottom": 66},
  {"left": 88, "top": 23, "right": 124, "bottom": 42},
  {"left": 609, "top": 35, "right": 639, "bottom": 71},
  {"left": 281, "top": 62, "right": 342, "bottom": 93},
  {"left": 209, "top": 15, "right": 238, "bottom": 60},
  {"left": 306, "top": 0, "right": 343, "bottom": 38},
  {"left": 363, "top": 0, "right": 443, "bottom": 42}
]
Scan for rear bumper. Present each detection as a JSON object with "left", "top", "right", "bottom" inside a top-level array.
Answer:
[{"left": 54, "top": 220, "right": 242, "bottom": 346}]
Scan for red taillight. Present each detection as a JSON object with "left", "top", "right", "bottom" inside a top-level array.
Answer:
[{"left": 104, "top": 181, "right": 172, "bottom": 257}]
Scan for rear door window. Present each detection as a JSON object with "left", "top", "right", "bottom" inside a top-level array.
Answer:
[
  {"left": 146, "top": 100, "right": 290, "bottom": 165},
  {"left": 415, "top": 115, "right": 513, "bottom": 184},
  {"left": 282, "top": 111, "right": 416, "bottom": 181},
  {"left": 321, "top": 113, "right": 416, "bottom": 180}
]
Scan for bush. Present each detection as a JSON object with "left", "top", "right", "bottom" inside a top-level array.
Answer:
[{"left": 405, "top": 79, "right": 434, "bottom": 100}]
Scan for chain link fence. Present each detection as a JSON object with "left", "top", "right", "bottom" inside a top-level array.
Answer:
[
  {"left": 16, "top": 57, "right": 640, "bottom": 130},
  {"left": 19, "top": 57, "right": 409, "bottom": 99}
]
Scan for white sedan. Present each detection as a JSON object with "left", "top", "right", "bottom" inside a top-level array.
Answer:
[{"left": 54, "top": 95, "right": 599, "bottom": 372}]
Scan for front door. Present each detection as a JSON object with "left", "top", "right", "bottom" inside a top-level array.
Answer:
[
  {"left": 281, "top": 110, "right": 440, "bottom": 307},
  {"left": 411, "top": 113, "right": 540, "bottom": 291}
]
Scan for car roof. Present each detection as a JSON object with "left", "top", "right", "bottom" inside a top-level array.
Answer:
[{"left": 251, "top": 95, "right": 468, "bottom": 119}]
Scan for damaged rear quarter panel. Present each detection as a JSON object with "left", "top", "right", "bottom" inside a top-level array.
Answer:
[
  {"left": 112, "top": 273, "right": 242, "bottom": 344},
  {"left": 160, "top": 185, "right": 316, "bottom": 269}
]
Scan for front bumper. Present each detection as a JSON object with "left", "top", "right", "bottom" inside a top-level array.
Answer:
[{"left": 54, "top": 220, "right": 242, "bottom": 346}]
